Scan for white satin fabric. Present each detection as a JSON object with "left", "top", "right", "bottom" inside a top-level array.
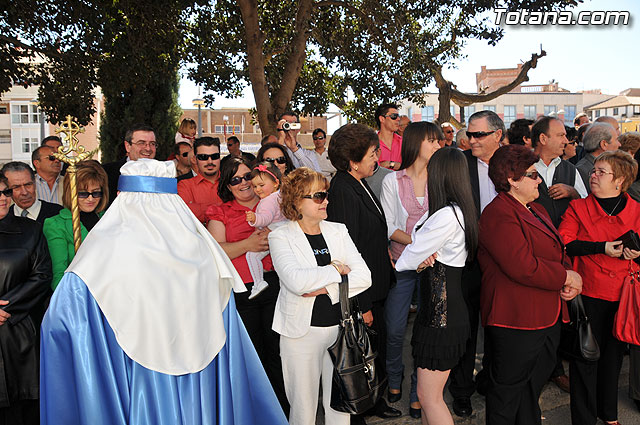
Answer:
[{"left": 67, "top": 159, "right": 246, "bottom": 375}]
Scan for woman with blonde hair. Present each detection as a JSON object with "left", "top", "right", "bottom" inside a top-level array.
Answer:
[
  {"left": 268, "top": 167, "right": 371, "bottom": 425},
  {"left": 43, "top": 160, "right": 109, "bottom": 289}
]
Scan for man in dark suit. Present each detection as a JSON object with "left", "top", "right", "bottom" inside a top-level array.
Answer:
[
  {"left": 102, "top": 124, "right": 157, "bottom": 207},
  {"left": 1, "top": 161, "right": 62, "bottom": 224},
  {"left": 451, "top": 110, "right": 504, "bottom": 417}
]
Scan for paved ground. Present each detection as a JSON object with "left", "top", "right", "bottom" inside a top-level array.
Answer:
[{"left": 319, "top": 312, "right": 640, "bottom": 424}]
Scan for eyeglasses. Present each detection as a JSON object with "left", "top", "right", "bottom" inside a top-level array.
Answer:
[
  {"left": 369, "top": 147, "right": 381, "bottom": 159},
  {"left": 466, "top": 130, "right": 496, "bottom": 139},
  {"left": 566, "top": 141, "right": 577, "bottom": 146},
  {"left": 590, "top": 168, "right": 614, "bottom": 177},
  {"left": 522, "top": 170, "right": 539, "bottom": 180},
  {"left": 45, "top": 155, "right": 58, "bottom": 161},
  {"left": 265, "top": 156, "right": 287, "bottom": 165},
  {"left": 312, "top": 136, "right": 326, "bottom": 140},
  {"left": 0, "top": 188, "right": 12, "bottom": 197},
  {"left": 383, "top": 113, "right": 400, "bottom": 120},
  {"left": 196, "top": 153, "right": 221, "bottom": 161},
  {"left": 443, "top": 130, "right": 454, "bottom": 134},
  {"left": 302, "top": 191, "right": 329, "bottom": 204},
  {"left": 180, "top": 151, "right": 190, "bottom": 157},
  {"left": 78, "top": 191, "right": 103, "bottom": 199},
  {"left": 129, "top": 140, "right": 158, "bottom": 148},
  {"left": 229, "top": 172, "right": 252, "bottom": 186}
]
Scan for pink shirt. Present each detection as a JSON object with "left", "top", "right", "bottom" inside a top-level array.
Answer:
[
  {"left": 250, "top": 191, "right": 286, "bottom": 229},
  {"left": 378, "top": 132, "right": 403, "bottom": 166}
]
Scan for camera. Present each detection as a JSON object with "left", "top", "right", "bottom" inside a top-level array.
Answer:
[{"left": 282, "top": 122, "right": 301, "bottom": 131}]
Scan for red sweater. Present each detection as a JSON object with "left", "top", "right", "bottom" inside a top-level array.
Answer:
[
  {"left": 558, "top": 193, "right": 640, "bottom": 302},
  {"left": 479, "top": 192, "right": 570, "bottom": 330}
]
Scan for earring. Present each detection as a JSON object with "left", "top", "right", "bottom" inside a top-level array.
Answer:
[
  {"left": 616, "top": 185, "right": 620, "bottom": 190},
  {"left": 514, "top": 185, "right": 519, "bottom": 190},
  {"left": 297, "top": 213, "right": 303, "bottom": 220},
  {"left": 354, "top": 166, "right": 358, "bottom": 171}
]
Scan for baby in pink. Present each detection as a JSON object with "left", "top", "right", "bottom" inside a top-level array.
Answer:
[{"left": 245, "top": 163, "right": 287, "bottom": 299}]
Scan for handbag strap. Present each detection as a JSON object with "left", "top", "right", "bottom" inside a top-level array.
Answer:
[{"left": 338, "top": 274, "right": 352, "bottom": 323}]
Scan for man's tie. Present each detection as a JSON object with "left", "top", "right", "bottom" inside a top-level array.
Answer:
[{"left": 21, "top": 209, "right": 29, "bottom": 218}]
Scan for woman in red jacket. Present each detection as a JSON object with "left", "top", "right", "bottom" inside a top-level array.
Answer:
[
  {"left": 558, "top": 150, "right": 640, "bottom": 425},
  {"left": 478, "top": 145, "right": 582, "bottom": 425}
]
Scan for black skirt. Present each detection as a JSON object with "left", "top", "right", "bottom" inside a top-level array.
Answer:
[{"left": 412, "top": 261, "right": 469, "bottom": 371}]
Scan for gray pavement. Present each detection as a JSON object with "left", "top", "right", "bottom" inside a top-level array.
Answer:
[{"left": 319, "top": 312, "right": 640, "bottom": 424}]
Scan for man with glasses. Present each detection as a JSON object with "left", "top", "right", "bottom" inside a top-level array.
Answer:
[
  {"left": 178, "top": 137, "right": 223, "bottom": 223},
  {"left": 102, "top": 124, "right": 157, "bottom": 207},
  {"left": 174, "top": 142, "right": 196, "bottom": 180},
  {"left": 375, "top": 103, "right": 402, "bottom": 171},
  {"left": 309, "top": 128, "right": 336, "bottom": 180},
  {"left": 441, "top": 122, "right": 456, "bottom": 147},
  {"left": 1, "top": 161, "right": 62, "bottom": 223},
  {"left": 576, "top": 122, "right": 621, "bottom": 190},
  {"left": 32, "top": 146, "right": 63, "bottom": 205},
  {"left": 220, "top": 136, "right": 255, "bottom": 169},
  {"left": 277, "top": 110, "right": 321, "bottom": 172}
]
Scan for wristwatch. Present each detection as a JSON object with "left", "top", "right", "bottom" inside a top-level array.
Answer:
[{"left": 389, "top": 161, "right": 396, "bottom": 169}]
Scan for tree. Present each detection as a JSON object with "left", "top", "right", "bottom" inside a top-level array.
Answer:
[
  {"left": 186, "top": 0, "right": 577, "bottom": 134},
  {"left": 1, "top": 0, "right": 193, "bottom": 161}
]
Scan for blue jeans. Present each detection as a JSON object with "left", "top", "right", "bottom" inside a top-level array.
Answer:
[{"left": 384, "top": 269, "right": 420, "bottom": 403}]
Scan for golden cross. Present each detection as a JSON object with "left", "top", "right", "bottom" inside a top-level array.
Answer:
[{"left": 54, "top": 115, "right": 96, "bottom": 166}]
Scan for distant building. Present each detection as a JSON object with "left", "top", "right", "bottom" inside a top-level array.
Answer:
[{"left": 585, "top": 88, "right": 640, "bottom": 132}]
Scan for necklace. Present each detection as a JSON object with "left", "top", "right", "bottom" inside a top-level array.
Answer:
[{"left": 605, "top": 197, "right": 623, "bottom": 216}]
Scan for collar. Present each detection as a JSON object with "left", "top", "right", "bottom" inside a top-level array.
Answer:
[
  {"left": 193, "top": 173, "right": 218, "bottom": 186},
  {"left": 536, "top": 156, "right": 562, "bottom": 170},
  {"left": 586, "top": 192, "right": 635, "bottom": 224},
  {"left": 13, "top": 199, "right": 42, "bottom": 218}
]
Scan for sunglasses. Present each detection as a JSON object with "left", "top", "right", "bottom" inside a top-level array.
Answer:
[
  {"left": 302, "top": 191, "right": 329, "bottom": 204},
  {"left": 196, "top": 153, "right": 221, "bottom": 161},
  {"left": 466, "top": 130, "right": 496, "bottom": 139},
  {"left": 265, "top": 156, "right": 287, "bottom": 165},
  {"left": 384, "top": 113, "right": 400, "bottom": 120},
  {"left": 566, "top": 141, "right": 577, "bottom": 146},
  {"left": 522, "top": 171, "right": 539, "bottom": 180},
  {"left": 0, "top": 188, "right": 13, "bottom": 197},
  {"left": 78, "top": 191, "right": 103, "bottom": 199},
  {"left": 180, "top": 151, "right": 190, "bottom": 157},
  {"left": 312, "top": 136, "right": 325, "bottom": 140},
  {"left": 229, "top": 172, "right": 252, "bottom": 186}
]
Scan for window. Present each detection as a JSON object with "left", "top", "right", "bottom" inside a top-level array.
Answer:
[
  {"left": 407, "top": 107, "right": 413, "bottom": 120},
  {"left": 613, "top": 107, "right": 619, "bottom": 116},
  {"left": 0, "top": 106, "right": 7, "bottom": 114},
  {"left": 214, "top": 125, "right": 241, "bottom": 133},
  {"left": 21, "top": 137, "right": 39, "bottom": 153},
  {"left": 504, "top": 106, "right": 516, "bottom": 126},
  {"left": 524, "top": 105, "right": 537, "bottom": 120},
  {"left": 421, "top": 106, "right": 434, "bottom": 122},
  {"left": 595, "top": 110, "right": 601, "bottom": 118},
  {"left": 634, "top": 105, "right": 640, "bottom": 115},
  {"left": 463, "top": 106, "right": 475, "bottom": 122},
  {"left": 564, "top": 105, "right": 577, "bottom": 124},
  {"left": 483, "top": 105, "right": 496, "bottom": 112},
  {"left": 543, "top": 105, "right": 557, "bottom": 116},
  {"left": 11, "top": 104, "right": 39, "bottom": 124},
  {"left": 450, "top": 105, "right": 456, "bottom": 117}
]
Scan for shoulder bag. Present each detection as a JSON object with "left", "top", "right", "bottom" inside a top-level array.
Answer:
[
  {"left": 560, "top": 294, "right": 600, "bottom": 361},
  {"left": 613, "top": 262, "right": 640, "bottom": 345}
]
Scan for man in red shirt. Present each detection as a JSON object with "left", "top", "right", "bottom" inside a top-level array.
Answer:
[
  {"left": 375, "top": 103, "right": 402, "bottom": 170},
  {"left": 178, "top": 137, "right": 223, "bottom": 223}
]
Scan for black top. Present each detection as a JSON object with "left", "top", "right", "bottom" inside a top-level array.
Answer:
[
  {"left": 565, "top": 194, "right": 626, "bottom": 257},
  {"left": 80, "top": 211, "right": 100, "bottom": 232},
  {"left": 306, "top": 233, "right": 341, "bottom": 327}
]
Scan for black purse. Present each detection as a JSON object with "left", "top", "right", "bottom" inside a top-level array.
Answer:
[
  {"left": 327, "top": 275, "right": 387, "bottom": 414},
  {"left": 559, "top": 294, "right": 600, "bottom": 361}
]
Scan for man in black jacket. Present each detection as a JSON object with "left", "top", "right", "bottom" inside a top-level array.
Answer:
[{"left": 1, "top": 162, "right": 62, "bottom": 224}]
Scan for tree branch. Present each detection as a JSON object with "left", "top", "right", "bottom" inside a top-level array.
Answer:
[{"left": 0, "top": 35, "right": 63, "bottom": 59}]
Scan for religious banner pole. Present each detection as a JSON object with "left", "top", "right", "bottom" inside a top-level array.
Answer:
[{"left": 54, "top": 115, "right": 97, "bottom": 252}]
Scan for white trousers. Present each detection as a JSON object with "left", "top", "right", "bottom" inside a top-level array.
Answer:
[{"left": 280, "top": 326, "right": 350, "bottom": 425}]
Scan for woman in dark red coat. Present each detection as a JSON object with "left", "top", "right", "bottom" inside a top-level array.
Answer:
[
  {"left": 558, "top": 150, "right": 640, "bottom": 425},
  {"left": 478, "top": 145, "right": 582, "bottom": 425}
]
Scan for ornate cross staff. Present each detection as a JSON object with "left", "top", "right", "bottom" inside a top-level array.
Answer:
[{"left": 54, "top": 115, "right": 98, "bottom": 252}]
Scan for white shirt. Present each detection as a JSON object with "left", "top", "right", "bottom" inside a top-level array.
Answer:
[
  {"left": 12, "top": 199, "right": 42, "bottom": 221},
  {"left": 311, "top": 149, "right": 336, "bottom": 180},
  {"left": 396, "top": 205, "right": 468, "bottom": 270},
  {"left": 535, "top": 157, "right": 587, "bottom": 198},
  {"left": 477, "top": 159, "right": 497, "bottom": 213},
  {"left": 286, "top": 144, "right": 321, "bottom": 172}
]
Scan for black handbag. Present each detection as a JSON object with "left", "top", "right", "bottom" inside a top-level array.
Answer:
[
  {"left": 616, "top": 230, "right": 640, "bottom": 258},
  {"left": 327, "top": 275, "right": 387, "bottom": 414},
  {"left": 559, "top": 294, "right": 600, "bottom": 361}
]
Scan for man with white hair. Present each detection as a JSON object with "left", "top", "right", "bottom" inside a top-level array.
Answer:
[
  {"left": 40, "top": 160, "right": 287, "bottom": 425},
  {"left": 575, "top": 122, "right": 621, "bottom": 189},
  {"left": 441, "top": 122, "right": 455, "bottom": 147}
]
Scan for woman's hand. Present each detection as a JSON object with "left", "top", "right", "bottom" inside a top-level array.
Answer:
[
  {"left": 0, "top": 300, "right": 11, "bottom": 326},
  {"left": 622, "top": 247, "right": 640, "bottom": 261},
  {"left": 362, "top": 310, "right": 373, "bottom": 326},
  {"left": 416, "top": 253, "right": 438, "bottom": 273},
  {"left": 302, "top": 288, "right": 329, "bottom": 297},
  {"left": 604, "top": 241, "right": 623, "bottom": 258},
  {"left": 561, "top": 270, "right": 583, "bottom": 301},
  {"left": 245, "top": 229, "right": 270, "bottom": 252}
]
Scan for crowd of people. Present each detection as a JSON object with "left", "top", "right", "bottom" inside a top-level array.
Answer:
[{"left": 0, "top": 104, "right": 639, "bottom": 425}]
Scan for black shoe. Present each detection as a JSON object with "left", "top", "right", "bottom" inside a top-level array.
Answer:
[
  {"left": 452, "top": 397, "right": 472, "bottom": 417},
  {"left": 387, "top": 388, "right": 402, "bottom": 403},
  {"left": 634, "top": 399, "right": 640, "bottom": 413},
  {"left": 409, "top": 406, "right": 421, "bottom": 419},
  {"left": 374, "top": 400, "right": 402, "bottom": 418}
]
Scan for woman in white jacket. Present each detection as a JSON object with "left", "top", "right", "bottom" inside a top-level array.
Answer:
[{"left": 268, "top": 167, "right": 372, "bottom": 425}]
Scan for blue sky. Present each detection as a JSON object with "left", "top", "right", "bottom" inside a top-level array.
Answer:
[{"left": 178, "top": 0, "right": 639, "bottom": 110}]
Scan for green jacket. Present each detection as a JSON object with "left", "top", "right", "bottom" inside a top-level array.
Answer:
[{"left": 43, "top": 208, "right": 103, "bottom": 290}]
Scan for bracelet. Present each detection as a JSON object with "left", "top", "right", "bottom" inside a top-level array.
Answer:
[{"left": 330, "top": 260, "right": 343, "bottom": 274}]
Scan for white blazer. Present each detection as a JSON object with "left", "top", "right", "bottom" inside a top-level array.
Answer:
[{"left": 268, "top": 220, "right": 372, "bottom": 338}]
